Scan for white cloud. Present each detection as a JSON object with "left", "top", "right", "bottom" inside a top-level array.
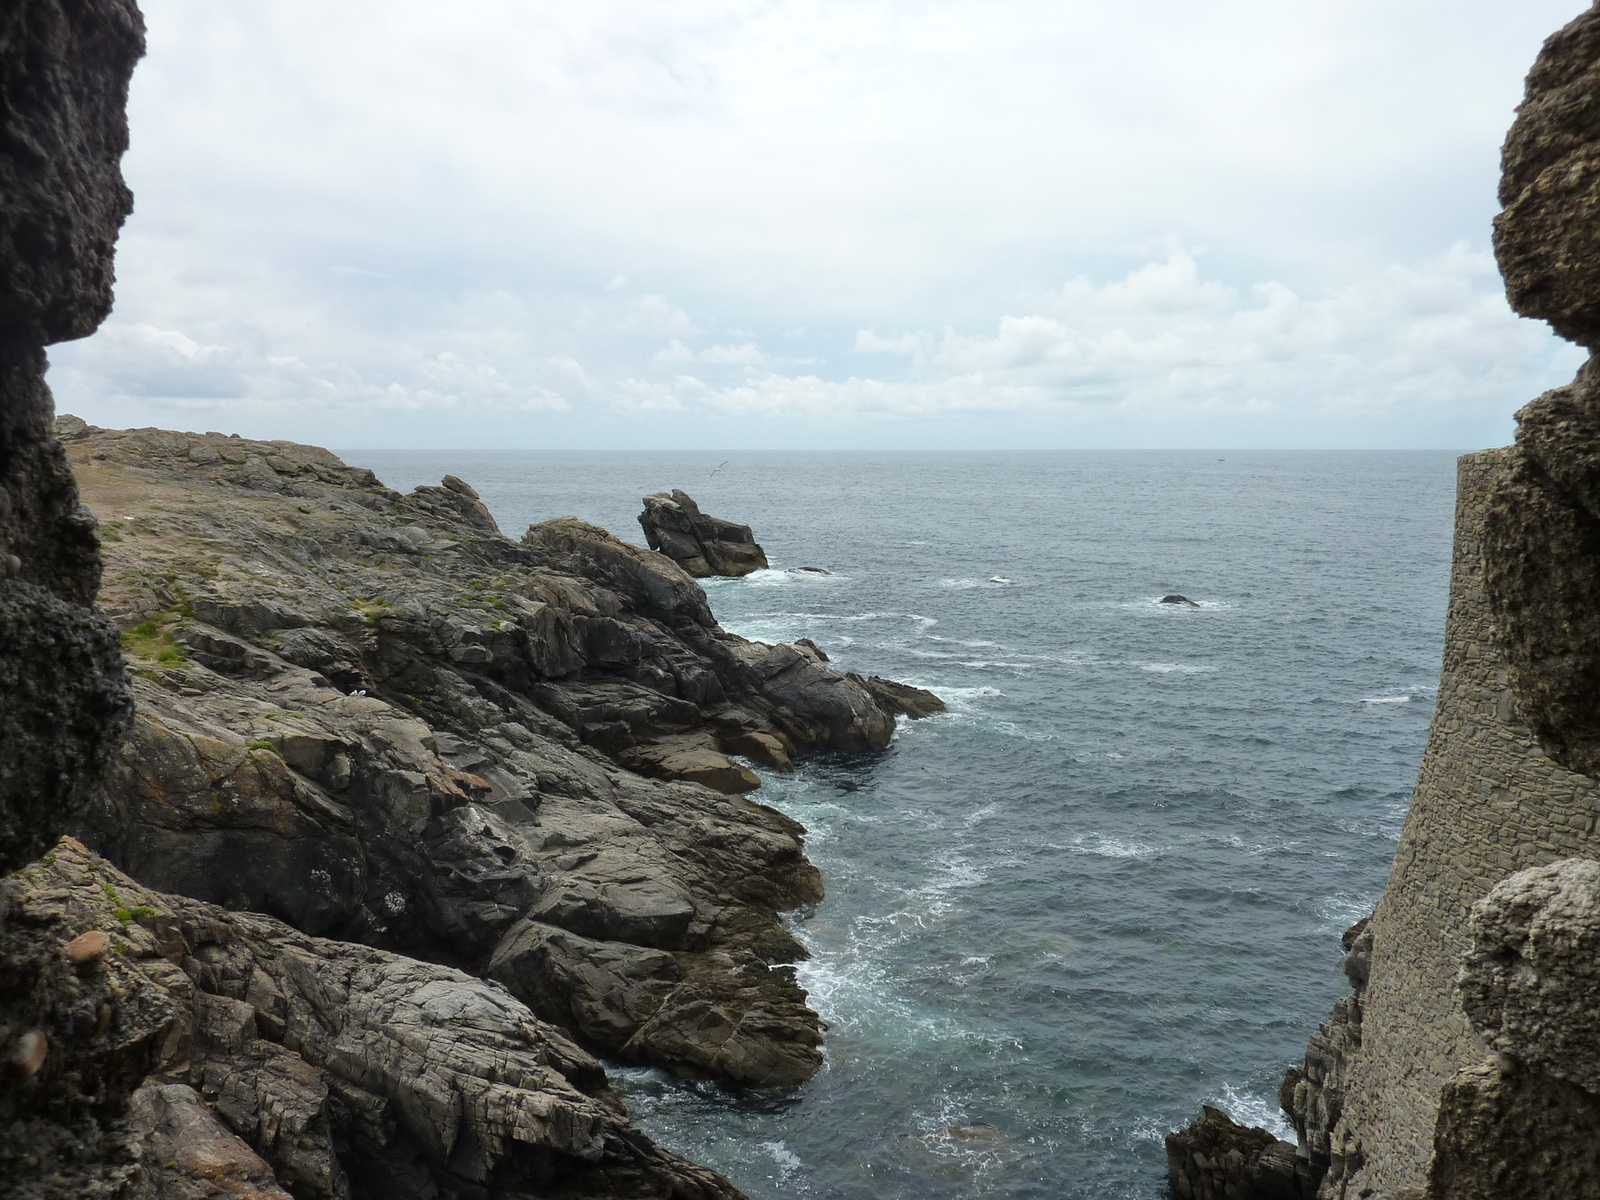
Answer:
[{"left": 42, "top": 0, "right": 1595, "bottom": 447}]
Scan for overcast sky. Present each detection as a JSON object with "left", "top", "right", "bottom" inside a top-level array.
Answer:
[{"left": 47, "top": 0, "right": 1592, "bottom": 449}]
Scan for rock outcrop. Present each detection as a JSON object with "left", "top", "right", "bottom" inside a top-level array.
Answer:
[
  {"left": 1170, "top": 6, "right": 1600, "bottom": 1196},
  {"left": 0, "top": 838, "right": 745, "bottom": 1200},
  {"left": 55, "top": 419, "right": 945, "bottom": 1092},
  {"left": 637, "top": 490, "right": 768, "bottom": 578}
]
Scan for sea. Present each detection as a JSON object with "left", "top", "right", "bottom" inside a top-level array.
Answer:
[{"left": 350, "top": 449, "right": 1459, "bottom": 1200}]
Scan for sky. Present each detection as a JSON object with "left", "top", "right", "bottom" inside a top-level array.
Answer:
[{"left": 46, "top": 0, "right": 1595, "bottom": 450}]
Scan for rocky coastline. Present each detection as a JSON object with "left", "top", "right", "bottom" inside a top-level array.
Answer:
[
  {"left": 0, "top": 405, "right": 947, "bottom": 1197},
  {"left": 1168, "top": 7, "right": 1600, "bottom": 1198},
  {"left": 0, "top": 5, "right": 957, "bottom": 1193}
]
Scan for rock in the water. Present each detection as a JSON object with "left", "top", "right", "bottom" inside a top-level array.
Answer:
[
  {"left": 638, "top": 489, "right": 769, "bottom": 577},
  {"left": 1159, "top": 594, "right": 1201, "bottom": 607},
  {"left": 791, "top": 565, "right": 832, "bottom": 575},
  {"left": 848, "top": 673, "right": 947, "bottom": 720},
  {"left": 1165, "top": 1106, "right": 1312, "bottom": 1200}
]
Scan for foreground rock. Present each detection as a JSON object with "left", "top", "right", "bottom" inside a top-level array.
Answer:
[
  {"left": 0, "top": 839, "right": 746, "bottom": 1199},
  {"left": 0, "top": 0, "right": 140, "bottom": 878},
  {"left": 61, "top": 419, "right": 941, "bottom": 1093},
  {"left": 638, "top": 490, "right": 768, "bottom": 578}
]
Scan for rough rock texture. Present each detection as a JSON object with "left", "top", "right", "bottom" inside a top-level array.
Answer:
[
  {"left": 1295, "top": 454, "right": 1600, "bottom": 1199},
  {"left": 0, "top": 839, "right": 747, "bottom": 1200},
  {"left": 0, "top": 0, "right": 142, "bottom": 876},
  {"left": 1458, "top": 858, "right": 1600, "bottom": 1093},
  {"left": 1494, "top": 1, "right": 1600, "bottom": 349},
  {"left": 1486, "top": 2, "right": 1600, "bottom": 777},
  {"left": 1416, "top": 858, "right": 1600, "bottom": 1198},
  {"left": 1426, "top": 1057, "right": 1600, "bottom": 1200},
  {"left": 60, "top": 420, "right": 940, "bottom": 1089},
  {"left": 637, "top": 491, "right": 767, "bottom": 578},
  {"left": 1164, "top": 1106, "right": 1313, "bottom": 1200}
]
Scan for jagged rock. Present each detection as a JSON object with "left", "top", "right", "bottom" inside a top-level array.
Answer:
[
  {"left": 54, "top": 420, "right": 928, "bottom": 1090},
  {"left": 1, "top": 839, "right": 748, "bottom": 1200},
  {"left": 1159, "top": 594, "right": 1200, "bottom": 607},
  {"left": 1495, "top": 1, "right": 1600, "bottom": 349},
  {"left": 1426, "top": 1056, "right": 1600, "bottom": 1200},
  {"left": 848, "top": 673, "right": 948, "bottom": 721},
  {"left": 0, "top": 0, "right": 142, "bottom": 877},
  {"left": 637, "top": 490, "right": 768, "bottom": 578},
  {"left": 1458, "top": 859, "right": 1600, "bottom": 1095},
  {"left": 1164, "top": 1105, "right": 1312, "bottom": 1200}
]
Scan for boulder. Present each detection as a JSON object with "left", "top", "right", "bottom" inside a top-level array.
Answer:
[
  {"left": 1160, "top": 594, "right": 1201, "bottom": 607},
  {"left": 638, "top": 489, "right": 769, "bottom": 578}
]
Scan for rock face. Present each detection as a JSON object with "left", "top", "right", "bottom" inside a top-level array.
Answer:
[
  {"left": 638, "top": 490, "right": 768, "bottom": 578},
  {"left": 57, "top": 420, "right": 939, "bottom": 1095},
  {"left": 0, "top": 839, "right": 746, "bottom": 1200},
  {"left": 0, "top": 0, "right": 141, "bottom": 877},
  {"left": 1170, "top": 8, "right": 1600, "bottom": 1196},
  {"left": 1165, "top": 1106, "right": 1313, "bottom": 1200}
]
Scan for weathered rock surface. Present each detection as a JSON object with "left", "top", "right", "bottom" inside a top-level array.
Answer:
[
  {"left": 0, "top": 0, "right": 142, "bottom": 877},
  {"left": 1458, "top": 858, "right": 1600, "bottom": 1094},
  {"left": 637, "top": 490, "right": 768, "bottom": 578},
  {"left": 1164, "top": 1106, "right": 1312, "bottom": 1200},
  {"left": 57, "top": 419, "right": 943, "bottom": 1093},
  {"left": 0, "top": 839, "right": 747, "bottom": 1200}
]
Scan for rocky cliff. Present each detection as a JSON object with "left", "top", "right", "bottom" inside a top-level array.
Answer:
[
  {"left": 1169, "top": 6, "right": 1600, "bottom": 1198},
  {"left": 55, "top": 417, "right": 940, "bottom": 1095}
]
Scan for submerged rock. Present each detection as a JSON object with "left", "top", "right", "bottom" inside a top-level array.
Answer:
[
  {"left": 638, "top": 489, "right": 769, "bottom": 577},
  {"left": 1159, "top": 594, "right": 1200, "bottom": 607}
]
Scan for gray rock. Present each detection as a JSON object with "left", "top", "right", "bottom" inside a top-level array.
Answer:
[
  {"left": 1459, "top": 858, "right": 1600, "bottom": 1094},
  {"left": 638, "top": 490, "right": 769, "bottom": 578},
  {"left": 0, "top": 839, "right": 749, "bottom": 1200}
]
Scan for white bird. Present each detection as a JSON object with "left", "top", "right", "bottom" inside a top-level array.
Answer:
[{"left": 709, "top": 459, "right": 728, "bottom": 478}]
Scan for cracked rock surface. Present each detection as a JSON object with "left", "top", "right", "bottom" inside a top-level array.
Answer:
[
  {"left": 0, "top": 839, "right": 747, "bottom": 1200},
  {"left": 62, "top": 419, "right": 940, "bottom": 1089}
]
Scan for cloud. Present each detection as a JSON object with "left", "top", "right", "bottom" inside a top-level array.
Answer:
[{"left": 42, "top": 0, "right": 1593, "bottom": 447}]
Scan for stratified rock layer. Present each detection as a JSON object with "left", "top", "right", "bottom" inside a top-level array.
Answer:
[
  {"left": 0, "top": 839, "right": 747, "bottom": 1200},
  {"left": 60, "top": 420, "right": 940, "bottom": 1091},
  {"left": 638, "top": 490, "right": 768, "bottom": 578}
]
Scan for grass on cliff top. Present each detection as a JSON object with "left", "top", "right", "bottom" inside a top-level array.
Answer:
[{"left": 121, "top": 612, "right": 187, "bottom": 667}]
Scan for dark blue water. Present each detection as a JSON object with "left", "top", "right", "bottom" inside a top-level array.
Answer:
[{"left": 350, "top": 449, "right": 1458, "bottom": 1199}]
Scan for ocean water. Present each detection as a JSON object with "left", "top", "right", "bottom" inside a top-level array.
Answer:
[{"left": 351, "top": 449, "right": 1459, "bottom": 1199}]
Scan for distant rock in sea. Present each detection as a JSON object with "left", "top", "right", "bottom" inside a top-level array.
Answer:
[
  {"left": 1159, "top": 594, "right": 1200, "bottom": 607},
  {"left": 639, "top": 489, "right": 769, "bottom": 577}
]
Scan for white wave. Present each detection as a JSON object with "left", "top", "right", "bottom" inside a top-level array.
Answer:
[
  {"left": 760, "top": 1141, "right": 803, "bottom": 1176},
  {"left": 1132, "top": 661, "right": 1216, "bottom": 674},
  {"left": 1360, "top": 694, "right": 1412, "bottom": 704},
  {"left": 956, "top": 659, "right": 1038, "bottom": 670},
  {"left": 1211, "top": 1083, "right": 1293, "bottom": 1140},
  {"left": 1316, "top": 893, "right": 1375, "bottom": 930},
  {"left": 938, "top": 577, "right": 1013, "bottom": 590},
  {"left": 1066, "top": 832, "right": 1162, "bottom": 859},
  {"left": 927, "top": 684, "right": 1003, "bottom": 704},
  {"left": 927, "top": 635, "right": 1002, "bottom": 649}
]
